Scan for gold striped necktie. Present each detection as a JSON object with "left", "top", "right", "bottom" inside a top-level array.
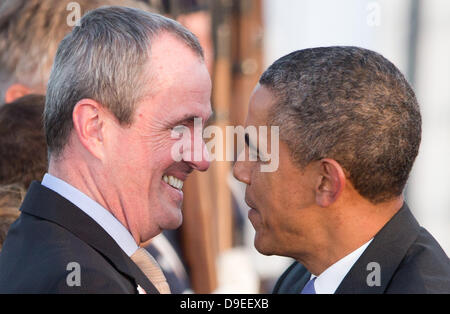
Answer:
[{"left": 131, "top": 247, "right": 171, "bottom": 294}]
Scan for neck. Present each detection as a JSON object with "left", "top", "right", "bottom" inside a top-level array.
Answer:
[
  {"left": 296, "top": 196, "right": 404, "bottom": 276},
  {"left": 48, "top": 151, "right": 140, "bottom": 245}
]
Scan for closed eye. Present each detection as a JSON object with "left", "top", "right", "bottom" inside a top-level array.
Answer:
[
  {"left": 245, "top": 133, "right": 260, "bottom": 160},
  {"left": 244, "top": 133, "right": 271, "bottom": 162}
]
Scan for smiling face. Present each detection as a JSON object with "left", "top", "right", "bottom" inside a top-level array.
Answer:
[
  {"left": 233, "top": 85, "right": 320, "bottom": 257},
  {"left": 104, "top": 33, "right": 212, "bottom": 244}
]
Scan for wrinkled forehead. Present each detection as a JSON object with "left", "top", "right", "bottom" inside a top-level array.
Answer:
[
  {"left": 134, "top": 46, "right": 212, "bottom": 124},
  {"left": 143, "top": 34, "right": 209, "bottom": 92}
]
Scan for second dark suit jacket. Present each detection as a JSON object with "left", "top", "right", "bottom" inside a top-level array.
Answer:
[
  {"left": 0, "top": 181, "right": 159, "bottom": 294},
  {"left": 273, "top": 203, "right": 450, "bottom": 294}
]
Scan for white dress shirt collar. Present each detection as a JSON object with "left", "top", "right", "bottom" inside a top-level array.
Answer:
[
  {"left": 311, "top": 238, "right": 373, "bottom": 294},
  {"left": 41, "top": 173, "right": 138, "bottom": 257}
]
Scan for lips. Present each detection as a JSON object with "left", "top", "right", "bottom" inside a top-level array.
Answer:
[
  {"left": 245, "top": 197, "right": 258, "bottom": 212},
  {"left": 161, "top": 174, "right": 184, "bottom": 206}
]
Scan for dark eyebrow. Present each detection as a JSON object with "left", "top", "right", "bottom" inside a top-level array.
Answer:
[{"left": 245, "top": 132, "right": 259, "bottom": 155}]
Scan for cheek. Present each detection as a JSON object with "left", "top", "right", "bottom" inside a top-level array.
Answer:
[
  {"left": 149, "top": 141, "right": 179, "bottom": 171},
  {"left": 128, "top": 129, "right": 173, "bottom": 166},
  {"left": 250, "top": 172, "right": 278, "bottom": 227},
  {"left": 252, "top": 171, "right": 277, "bottom": 206},
  {"left": 254, "top": 173, "right": 301, "bottom": 224}
]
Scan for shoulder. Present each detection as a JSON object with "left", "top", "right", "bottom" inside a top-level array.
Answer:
[
  {"left": 0, "top": 213, "right": 135, "bottom": 293},
  {"left": 273, "top": 261, "right": 309, "bottom": 294},
  {"left": 386, "top": 227, "right": 450, "bottom": 293}
]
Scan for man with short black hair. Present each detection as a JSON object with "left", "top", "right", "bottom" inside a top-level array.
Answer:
[{"left": 233, "top": 46, "right": 450, "bottom": 293}]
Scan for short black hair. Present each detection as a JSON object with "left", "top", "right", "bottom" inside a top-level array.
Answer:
[{"left": 260, "top": 46, "right": 421, "bottom": 204}]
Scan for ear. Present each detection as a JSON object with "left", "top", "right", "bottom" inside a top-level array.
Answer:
[
  {"left": 315, "top": 158, "right": 346, "bottom": 207},
  {"left": 5, "top": 84, "right": 33, "bottom": 103},
  {"left": 72, "top": 99, "right": 105, "bottom": 160}
]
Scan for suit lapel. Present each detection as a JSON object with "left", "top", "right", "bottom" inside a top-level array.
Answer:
[
  {"left": 335, "top": 203, "right": 421, "bottom": 294},
  {"left": 20, "top": 181, "right": 159, "bottom": 294},
  {"left": 294, "top": 267, "right": 311, "bottom": 294}
]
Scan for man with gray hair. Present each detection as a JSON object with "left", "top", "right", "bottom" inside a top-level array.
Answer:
[{"left": 0, "top": 6, "right": 211, "bottom": 293}]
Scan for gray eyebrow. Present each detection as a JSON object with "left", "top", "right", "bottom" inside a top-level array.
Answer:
[{"left": 172, "top": 108, "right": 213, "bottom": 126}]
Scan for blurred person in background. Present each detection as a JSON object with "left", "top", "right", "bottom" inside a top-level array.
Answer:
[
  {"left": 233, "top": 46, "right": 450, "bottom": 294},
  {"left": 0, "top": 184, "right": 24, "bottom": 252},
  {"left": 0, "top": 0, "right": 151, "bottom": 104},
  {"left": 0, "top": 95, "right": 46, "bottom": 253},
  {"left": 0, "top": 94, "right": 47, "bottom": 189}
]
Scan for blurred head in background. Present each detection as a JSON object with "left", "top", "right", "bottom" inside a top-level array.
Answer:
[
  {"left": 0, "top": 0, "right": 154, "bottom": 104},
  {"left": 234, "top": 46, "right": 421, "bottom": 274},
  {"left": 0, "top": 94, "right": 47, "bottom": 188}
]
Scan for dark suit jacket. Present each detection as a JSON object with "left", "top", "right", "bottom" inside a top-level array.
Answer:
[
  {"left": 0, "top": 181, "right": 159, "bottom": 294},
  {"left": 273, "top": 203, "right": 450, "bottom": 294}
]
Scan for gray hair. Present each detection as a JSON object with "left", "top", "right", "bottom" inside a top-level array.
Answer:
[
  {"left": 260, "top": 47, "right": 421, "bottom": 204},
  {"left": 0, "top": 0, "right": 154, "bottom": 103},
  {"left": 45, "top": 6, "right": 204, "bottom": 157}
]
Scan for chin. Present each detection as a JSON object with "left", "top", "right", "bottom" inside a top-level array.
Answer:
[
  {"left": 165, "top": 218, "right": 183, "bottom": 230},
  {"left": 253, "top": 233, "right": 276, "bottom": 256},
  {"left": 159, "top": 207, "right": 183, "bottom": 230}
]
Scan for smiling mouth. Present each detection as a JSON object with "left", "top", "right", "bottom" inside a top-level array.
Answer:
[{"left": 163, "top": 175, "right": 184, "bottom": 190}]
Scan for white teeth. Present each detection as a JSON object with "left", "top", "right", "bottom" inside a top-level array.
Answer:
[{"left": 163, "top": 175, "right": 183, "bottom": 190}]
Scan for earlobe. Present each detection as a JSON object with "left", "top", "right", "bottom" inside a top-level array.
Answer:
[
  {"left": 72, "top": 99, "right": 105, "bottom": 160},
  {"left": 315, "top": 159, "right": 346, "bottom": 207}
]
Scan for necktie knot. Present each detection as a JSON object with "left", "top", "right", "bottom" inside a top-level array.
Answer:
[{"left": 301, "top": 277, "right": 317, "bottom": 294}]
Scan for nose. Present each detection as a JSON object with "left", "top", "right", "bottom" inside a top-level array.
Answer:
[
  {"left": 186, "top": 140, "right": 210, "bottom": 172},
  {"left": 233, "top": 151, "right": 251, "bottom": 185}
]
